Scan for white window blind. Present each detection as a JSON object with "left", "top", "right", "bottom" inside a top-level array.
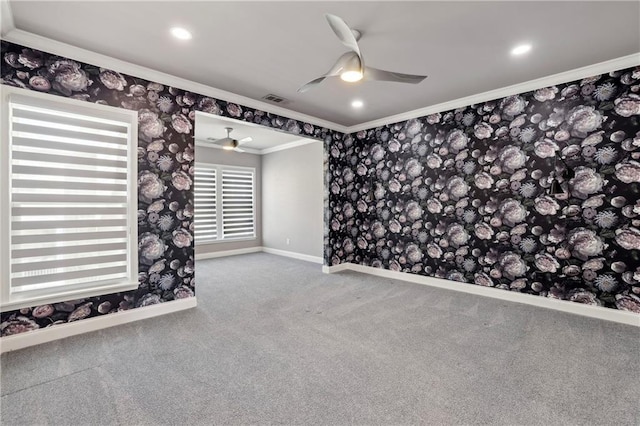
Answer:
[
  {"left": 221, "top": 169, "right": 255, "bottom": 239},
  {"left": 1, "top": 89, "right": 138, "bottom": 310},
  {"left": 194, "top": 164, "right": 217, "bottom": 243},
  {"left": 194, "top": 164, "right": 255, "bottom": 243}
]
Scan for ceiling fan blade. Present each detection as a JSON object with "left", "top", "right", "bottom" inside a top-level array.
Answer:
[
  {"left": 234, "top": 147, "right": 245, "bottom": 153},
  {"left": 207, "top": 136, "right": 232, "bottom": 144},
  {"left": 364, "top": 66, "right": 427, "bottom": 84},
  {"left": 325, "top": 14, "right": 361, "bottom": 57},
  {"left": 326, "top": 51, "right": 361, "bottom": 76},
  {"left": 298, "top": 76, "right": 326, "bottom": 93},
  {"left": 238, "top": 136, "right": 252, "bottom": 143},
  {"left": 298, "top": 52, "right": 362, "bottom": 93}
]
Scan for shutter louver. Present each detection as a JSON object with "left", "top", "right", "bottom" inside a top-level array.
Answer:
[
  {"left": 194, "top": 165, "right": 217, "bottom": 243},
  {"left": 9, "top": 100, "right": 131, "bottom": 295},
  {"left": 221, "top": 169, "right": 255, "bottom": 239}
]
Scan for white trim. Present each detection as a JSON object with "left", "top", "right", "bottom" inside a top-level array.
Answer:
[
  {"left": 3, "top": 29, "right": 638, "bottom": 134},
  {"left": 2, "top": 29, "right": 349, "bottom": 133},
  {"left": 194, "top": 162, "right": 256, "bottom": 243},
  {"left": 348, "top": 53, "right": 640, "bottom": 133},
  {"left": 195, "top": 246, "right": 262, "bottom": 260},
  {"left": 323, "top": 263, "right": 640, "bottom": 327},
  {"left": 0, "top": 281, "right": 139, "bottom": 313},
  {"left": 196, "top": 246, "right": 323, "bottom": 264},
  {"left": 260, "top": 138, "right": 319, "bottom": 155},
  {"left": 0, "top": 86, "right": 139, "bottom": 311},
  {"left": 195, "top": 236, "right": 257, "bottom": 246},
  {"left": 262, "top": 246, "right": 323, "bottom": 264},
  {"left": 322, "top": 263, "right": 349, "bottom": 274},
  {"left": 0, "top": 0, "right": 15, "bottom": 37},
  {"left": 0, "top": 297, "right": 197, "bottom": 353},
  {"left": 0, "top": 84, "right": 10, "bottom": 314}
]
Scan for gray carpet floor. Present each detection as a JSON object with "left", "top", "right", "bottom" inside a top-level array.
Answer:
[{"left": 1, "top": 253, "right": 639, "bottom": 425}]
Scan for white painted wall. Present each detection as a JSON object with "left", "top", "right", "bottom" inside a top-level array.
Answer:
[{"left": 261, "top": 141, "right": 323, "bottom": 258}]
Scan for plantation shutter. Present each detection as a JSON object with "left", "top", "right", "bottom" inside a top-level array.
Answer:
[
  {"left": 221, "top": 168, "right": 255, "bottom": 239},
  {"left": 194, "top": 164, "right": 217, "bottom": 242},
  {"left": 8, "top": 96, "right": 134, "bottom": 296},
  {"left": 193, "top": 163, "right": 255, "bottom": 244}
]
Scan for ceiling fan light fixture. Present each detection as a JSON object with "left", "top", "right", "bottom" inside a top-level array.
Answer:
[
  {"left": 298, "top": 14, "right": 427, "bottom": 92},
  {"left": 340, "top": 70, "right": 363, "bottom": 82},
  {"left": 221, "top": 139, "right": 238, "bottom": 150}
]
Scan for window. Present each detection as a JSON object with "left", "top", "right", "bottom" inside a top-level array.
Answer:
[
  {"left": 1, "top": 88, "right": 138, "bottom": 310},
  {"left": 194, "top": 163, "right": 255, "bottom": 243},
  {"left": 194, "top": 164, "right": 217, "bottom": 241}
]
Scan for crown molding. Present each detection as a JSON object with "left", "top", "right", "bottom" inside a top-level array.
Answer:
[
  {"left": 260, "top": 138, "right": 318, "bottom": 155},
  {"left": 2, "top": 28, "right": 638, "bottom": 136},
  {"left": 347, "top": 52, "right": 640, "bottom": 133},
  {"left": 1, "top": 28, "right": 350, "bottom": 133},
  {"left": 0, "top": 0, "right": 15, "bottom": 37}
]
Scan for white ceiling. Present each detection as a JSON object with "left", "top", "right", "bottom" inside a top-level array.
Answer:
[
  {"left": 6, "top": 1, "right": 640, "bottom": 128},
  {"left": 194, "top": 111, "right": 309, "bottom": 153}
]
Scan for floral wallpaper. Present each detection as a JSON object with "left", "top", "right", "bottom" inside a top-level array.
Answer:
[
  {"left": 326, "top": 66, "right": 640, "bottom": 313},
  {"left": 0, "top": 41, "right": 338, "bottom": 336}
]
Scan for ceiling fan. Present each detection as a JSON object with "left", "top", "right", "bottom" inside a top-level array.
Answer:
[
  {"left": 298, "top": 14, "right": 428, "bottom": 93},
  {"left": 206, "top": 127, "right": 252, "bottom": 152}
]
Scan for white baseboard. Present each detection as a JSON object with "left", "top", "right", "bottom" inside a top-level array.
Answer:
[
  {"left": 262, "top": 247, "right": 323, "bottom": 264},
  {"left": 322, "top": 264, "right": 349, "bottom": 274},
  {"left": 323, "top": 263, "right": 640, "bottom": 327},
  {"left": 0, "top": 297, "right": 197, "bottom": 353},
  {"left": 197, "top": 245, "right": 323, "bottom": 265},
  {"left": 195, "top": 246, "right": 262, "bottom": 260}
]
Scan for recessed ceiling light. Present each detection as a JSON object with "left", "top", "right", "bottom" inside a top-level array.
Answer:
[
  {"left": 170, "top": 27, "right": 192, "bottom": 40},
  {"left": 511, "top": 43, "right": 532, "bottom": 56},
  {"left": 351, "top": 100, "right": 364, "bottom": 108}
]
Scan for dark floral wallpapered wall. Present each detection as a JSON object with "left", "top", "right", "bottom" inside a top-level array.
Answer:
[
  {"left": 326, "top": 66, "right": 640, "bottom": 313},
  {"left": 0, "top": 41, "right": 339, "bottom": 336},
  {"left": 1, "top": 40, "right": 638, "bottom": 339}
]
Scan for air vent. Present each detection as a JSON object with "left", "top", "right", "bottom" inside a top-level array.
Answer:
[{"left": 262, "top": 94, "right": 289, "bottom": 104}]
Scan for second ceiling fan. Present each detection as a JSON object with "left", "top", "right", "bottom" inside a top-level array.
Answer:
[
  {"left": 206, "top": 127, "right": 252, "bottom": 152},
  {"left": 298, "top": 14, "right": 428, "bottom": 93}
]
